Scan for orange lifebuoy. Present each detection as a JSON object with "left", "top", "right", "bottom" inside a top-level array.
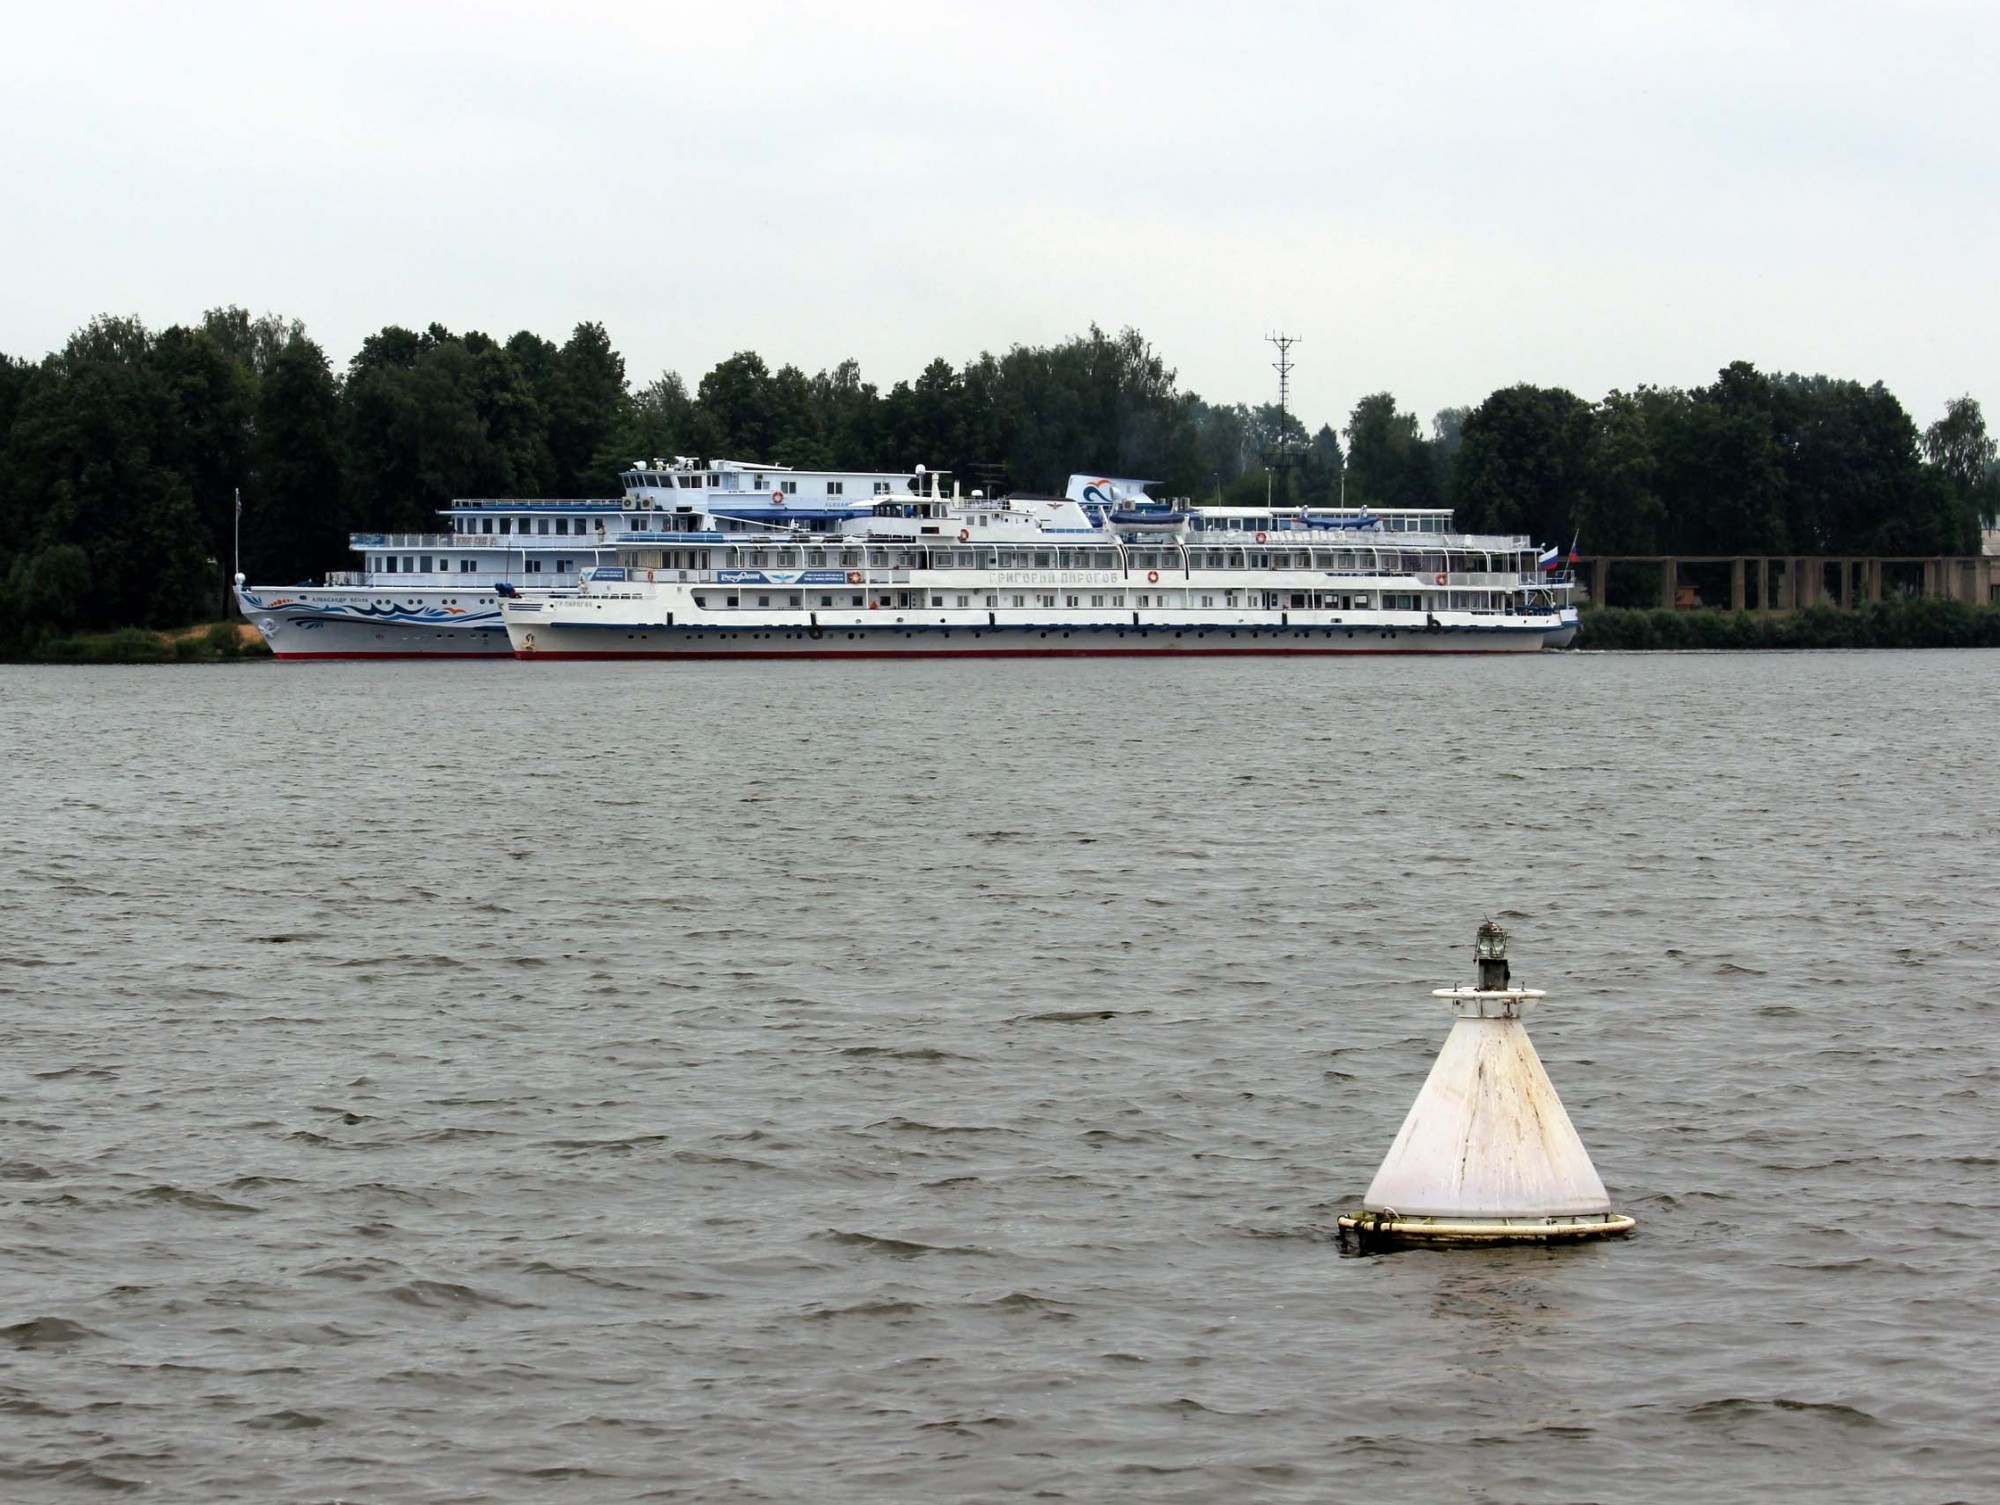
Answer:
[
  {"left": 772, "top": 489, "right": 784, "bottom": 503},
  {"left": 1145, "top": 569, "right": 1160, "bottom": 583},
  {"left": 1435, "top": 572, "right": 1447, "bottom": 585},
  {"left": 957, "top": 529, "right": 970, "bottom": 542},
  {"left": 1254, "top": 531, "right": 1267, "bottom": 544},
  {"left": 847, "top": 571, "right": 863, "bottom": 584},
  {"left": 647, "top": 568, "right": 655, "bottom": 582}
]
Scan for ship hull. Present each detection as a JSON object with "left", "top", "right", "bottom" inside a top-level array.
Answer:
[
  {"left": 237, "top": 587, "right": 511, "bottom": 659},
  {"left": 504, "top": 618, "right": 1555, "bottom": 659}
]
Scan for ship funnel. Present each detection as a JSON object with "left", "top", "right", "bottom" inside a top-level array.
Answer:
[{"left": 1338, "top": 923, "right": 1634, "bottom": 1249}]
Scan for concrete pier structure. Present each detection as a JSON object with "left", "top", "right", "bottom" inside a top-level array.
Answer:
[{"left": 1575, "top": 554, "right": 1997, "bottom": 611}]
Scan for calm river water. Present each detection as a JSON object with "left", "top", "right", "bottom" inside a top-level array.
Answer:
[{"left": 3, "top": 651, "right": 1998, "bottom": 1503}]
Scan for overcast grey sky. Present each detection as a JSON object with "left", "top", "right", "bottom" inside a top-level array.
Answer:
[{"left": 4, "top": 0, "right": 1994, "bottom": 432}]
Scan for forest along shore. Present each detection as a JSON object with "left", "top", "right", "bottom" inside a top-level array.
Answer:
[
  {"left": 3, "top": 309, "right": 1994, "bottom": 652},
  {"left": 1, "top": 620, "right": 269, "bottom": 664}
]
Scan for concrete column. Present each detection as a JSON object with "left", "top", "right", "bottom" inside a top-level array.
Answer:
[
  {"left": 1756, "top": 558, "right": 1770, "bottom": 613},
  {"left": 1730, "top": 558, "right": 1746, "bottom": 612},
  {"left": 1661, "top": 558, "right": 1677, "bottom": 610},
  {"left": 1591, "top": 557, "right": 1609, "bottom": 609},
  {"left": 1868, "top": 559, "right": 1882, "bottom": 604}
]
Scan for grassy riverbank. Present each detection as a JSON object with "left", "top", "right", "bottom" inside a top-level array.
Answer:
[
  {"left": 0, "top": 620, "right": 270, "bottom": 664},
  {"left": 1572, "top": 599, "right": 2000, "bottom": 650}
]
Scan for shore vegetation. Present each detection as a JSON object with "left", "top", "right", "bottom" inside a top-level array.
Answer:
[
  {"left": 1572, "top": 600, "right": 2000, "bottom": 651},
  {"left": 3, "top": 312, "right": 1994, "bottom": 643}
]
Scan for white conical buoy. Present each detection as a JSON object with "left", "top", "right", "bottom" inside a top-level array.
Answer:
[{"left": 1338, "top": 922, "right": 1633, "bottom": 1248}]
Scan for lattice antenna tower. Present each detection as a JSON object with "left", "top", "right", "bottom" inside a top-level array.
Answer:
[{"left": 1264, "top": 332, "right": 1303, "bottom": 500}]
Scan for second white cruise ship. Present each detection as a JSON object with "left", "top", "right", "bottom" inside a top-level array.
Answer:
[{"left": 235, "top": 459, "right": 920, "bottom": 657}]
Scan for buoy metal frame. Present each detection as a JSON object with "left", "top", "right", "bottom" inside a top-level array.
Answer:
[{"left": 1337, "top": 925, "right": 1635, "bottom": 1251}]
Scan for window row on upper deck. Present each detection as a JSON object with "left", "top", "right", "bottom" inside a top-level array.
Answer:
[
  {"left": 621, "top": 469, "right": 898, "bottom": 496},
  {"left": 452, "top": 515, "right": 605, "bottom": 536},
  {"left": 614, "top": 542, "right": 1536, "bottom": 573}
]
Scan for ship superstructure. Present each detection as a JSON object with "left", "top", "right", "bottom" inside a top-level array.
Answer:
[{"left": 496, "top": 473, "right": 1578, "bottom": 658}]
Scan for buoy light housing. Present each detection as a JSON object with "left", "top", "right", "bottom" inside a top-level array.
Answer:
[{"left": 1474, "top": 918, "right": 1510, "bottom": 991}]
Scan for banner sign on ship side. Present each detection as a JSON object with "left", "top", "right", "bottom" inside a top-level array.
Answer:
[{"left": 715, "top": 570, "right": 855, "bottom": 585}]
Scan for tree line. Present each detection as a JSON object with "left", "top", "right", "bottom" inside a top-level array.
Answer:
[{"left": 2, "top": 311, "right": 1992, "bottom": 634}]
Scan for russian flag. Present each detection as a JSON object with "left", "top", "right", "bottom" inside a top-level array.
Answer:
[{"left": 1538, "top": 545, "right": 1561, "bottom": 571}]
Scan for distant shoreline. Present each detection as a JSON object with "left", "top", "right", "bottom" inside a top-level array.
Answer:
[
  {"left": 9, "top": 606, "right": 2000, "bottom": 661},
  {"left": 1568, "top": 600, "right": 2000, "bottom": 651},
  {"left": 0, "top": 620, "right": 271, "bottom": 665}
]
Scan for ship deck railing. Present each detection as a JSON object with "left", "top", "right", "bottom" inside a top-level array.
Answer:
[
  {"left": 351, "top": 533, "right": 617, "bottom": 551},
  {"left": 322, "top": 571, "right": 560, "bottom": 588},
  {"left": 600, "top": 567, "right": 1549, "bottom": 588}
]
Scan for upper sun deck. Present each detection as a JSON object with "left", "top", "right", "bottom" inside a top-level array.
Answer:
[
  {"left": 618, "top": 456, "right": 919, "bottom": 504},
  {"left": 1177, "top": 505, "right": 1455, "bottom": 535}
]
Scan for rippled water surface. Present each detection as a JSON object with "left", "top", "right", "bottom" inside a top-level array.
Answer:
[{"left": 3, "top": 651, "right": 1999, "bottom": 1503}]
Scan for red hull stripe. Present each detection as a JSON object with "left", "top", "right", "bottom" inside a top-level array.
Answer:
[{"left": 512, "top": 647, "right": 1530, "bottom": 661}]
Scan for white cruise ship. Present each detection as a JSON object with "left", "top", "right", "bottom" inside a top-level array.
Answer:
[
  {"left": 234, "top": 459, "right": 919, "bottom": 658},
  {"left": 495, "top": 472, "right": 1578, "bottom": 658}
]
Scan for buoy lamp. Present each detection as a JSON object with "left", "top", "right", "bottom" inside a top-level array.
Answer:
[{"left": 1338, "top": 922, "right": 1634, "bottom": 1249}]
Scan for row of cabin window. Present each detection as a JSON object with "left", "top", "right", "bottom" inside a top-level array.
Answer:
[
  {"left": 633, "top": 546, "right": 1517, "bottom": 572},
  {"left": 685, "top": 590, "right": 1487, "bottom": 611},
  {"left": 1185, "top": 516, "right": 1441, "bottom": 534},
  {"left": 452, "top": 516, "right": 602, "bottom": 535},
  {"left": 626, "top": 474, "right": 896, "bottom": 495},
  {"left": 374, "top": 556, "right": 577, "bottom": 574}
]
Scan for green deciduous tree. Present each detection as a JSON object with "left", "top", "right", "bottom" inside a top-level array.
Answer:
[
  {"left": 340, "top": 324, "right": 556, "bottom": 532},
  {"left": 1575, "top": 389, "right": 1672, "bottom": 554},
  {"left": 547, "top": 321, "right": 629, "bottom": 495},
  {"left": 1923, "top": 396, "right": 1999, "bottom": 532},
  {"left": 599, "top": 371, "right": 696, "bottom": 475},
  {"left": 1344, "top": 393, "right": 1438, "bottom": 510},
  {"left": 1446, "top": 384, "right": 1591, "bottom": 547},
  {"left": 248, "top": 331, "right": 344, "bottom": 582},
  {"left": 6, "top": 543, "right": 92, "bottom": 632},
  {"left": 1658, "top": 362, "right": 1790, "bottom": 553},
  {"left": 3, "top": 317, "right": 214, "bottom": 628}
]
